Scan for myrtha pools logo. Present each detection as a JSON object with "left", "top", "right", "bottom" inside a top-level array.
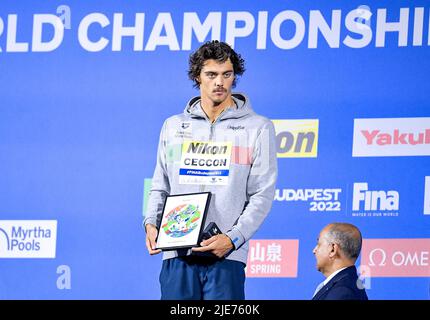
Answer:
[{"left": 0, "top": 220, "right": 57, "bottom": 258}]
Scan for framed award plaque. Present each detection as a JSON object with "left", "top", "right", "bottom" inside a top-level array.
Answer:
[{"left": 155, "top": 192, "right": 211, "bottom": 251}]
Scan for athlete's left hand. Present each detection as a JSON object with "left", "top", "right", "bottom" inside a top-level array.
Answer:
[{"left": 192, "top": 234, "right": 234, "bottom": 258}]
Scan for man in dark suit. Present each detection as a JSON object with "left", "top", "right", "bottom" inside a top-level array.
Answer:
[{"left": 312, "top": 222, "right": 368, "bottom": 300}]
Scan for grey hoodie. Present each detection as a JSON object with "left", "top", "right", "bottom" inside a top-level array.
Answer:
[{"left": 144, "top": 93, "right": 278, "bottom": 265}]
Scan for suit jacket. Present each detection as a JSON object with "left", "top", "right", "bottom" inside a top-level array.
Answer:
[{"left": 312, "top": 266, "right": 368, "bottom": 300}]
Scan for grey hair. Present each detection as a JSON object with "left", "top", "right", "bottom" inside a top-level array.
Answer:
[{"left": 325, "top": 223, "right": 362, "bottom": 261}]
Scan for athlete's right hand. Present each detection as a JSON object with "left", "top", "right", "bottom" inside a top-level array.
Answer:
[{"left": 145, "top": 224, "right": 162, "bottom": 255}]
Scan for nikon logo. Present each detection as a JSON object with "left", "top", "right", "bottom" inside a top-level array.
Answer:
[
  {"left": 187, "top": 142, "right": 228, "bottom": 155},
  {"left": 272, "top": 119, "right": 319, "bottom": 158}
]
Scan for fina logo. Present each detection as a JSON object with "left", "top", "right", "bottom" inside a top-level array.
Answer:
[
  {"left": 0, "top": 220, "right": 57, "bottom": 258},
  {"left": 352, "top": 183, "right": 399, "bottom": 217}
]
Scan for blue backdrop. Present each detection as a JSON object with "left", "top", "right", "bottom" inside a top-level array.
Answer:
[{"left": 0, "top": 0, "right": 429, "bottom": 299}]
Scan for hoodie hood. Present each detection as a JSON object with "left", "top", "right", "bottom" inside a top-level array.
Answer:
[{"left": 184, "top": 92, "right": 254, "bottom": 121}]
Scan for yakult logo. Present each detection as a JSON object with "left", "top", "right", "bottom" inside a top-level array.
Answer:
[
  {"left": 361, "top": 239, "right": 430, "bottom": 277},
  {"left": 0, "top": 220, "right": 57, "bottom": 258},
  {"left": 352, "top": 183, "right": 399, "bottom": 217},
  {"left": 246, "top": 240, "right": 299, "bottom": 278},
  {"left": 352, "top": 117, "right": 430, "bottom": 157}
]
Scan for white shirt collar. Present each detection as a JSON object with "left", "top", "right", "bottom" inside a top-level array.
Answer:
[{"left": 323, "top": 266, "right": 349, "bottom": 286}]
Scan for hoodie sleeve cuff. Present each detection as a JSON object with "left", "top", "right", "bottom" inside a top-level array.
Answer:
[
  {"left": 225, "top": 229, "right": 245, "bottom": 250},
  {"left": 143, "top": 217, "right": 158, "bottom": 233}
]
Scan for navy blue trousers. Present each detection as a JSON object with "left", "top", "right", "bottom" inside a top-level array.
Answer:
[{"left": 159, "top": 256, "right": 246, "bottom": 300}]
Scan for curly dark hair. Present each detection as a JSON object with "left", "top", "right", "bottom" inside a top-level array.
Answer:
[{"left": 188, "top": 40, "right": 245, "bottom": 89}]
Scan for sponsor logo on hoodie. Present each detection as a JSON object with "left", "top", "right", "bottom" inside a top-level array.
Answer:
[
  {"left": 227, "top": 125, "right": 245, "bottom": 131},
  {"left": 175, "top": 122, "right": 193, "bottom": 139}
]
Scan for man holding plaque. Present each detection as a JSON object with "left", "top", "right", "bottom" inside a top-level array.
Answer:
[{"left": 144, "top": 40, "right": 278, "bottom": 300}]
